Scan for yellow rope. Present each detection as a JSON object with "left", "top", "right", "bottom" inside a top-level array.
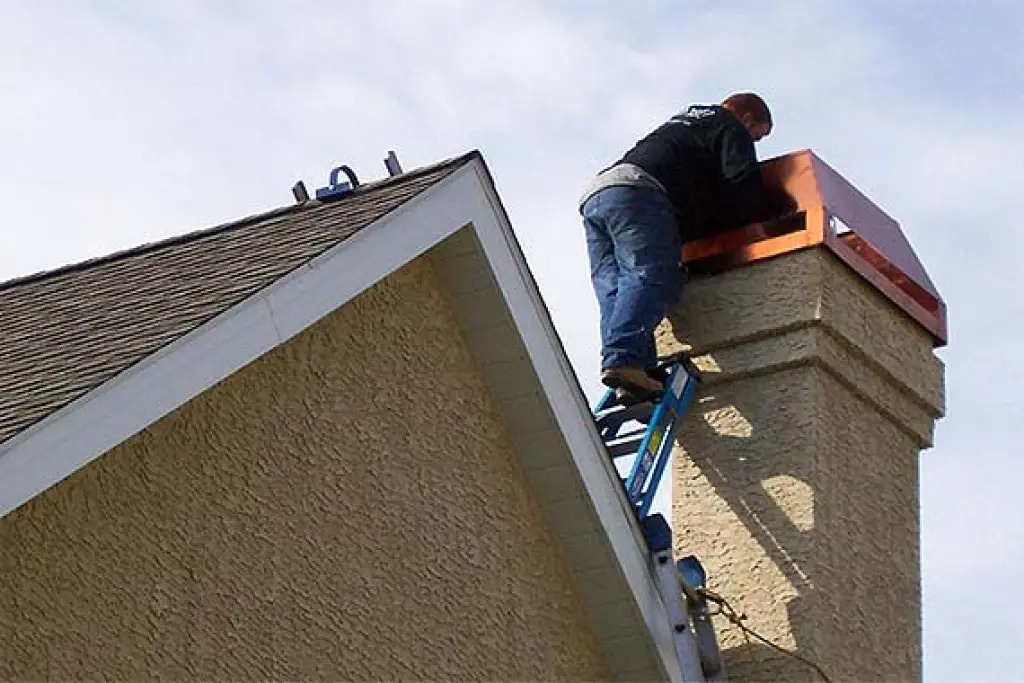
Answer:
[{"left": 695, "top": 587, "right": 834, "bottom": 683}]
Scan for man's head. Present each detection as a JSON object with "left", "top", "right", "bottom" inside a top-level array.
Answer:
[{"left": 721, "top": 92, "right": 772, "bottom": 142}]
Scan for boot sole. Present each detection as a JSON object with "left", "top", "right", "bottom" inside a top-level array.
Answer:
[
  {"left": 614, "top": 389, "right": 661, "bottom": 410},
  {"left": 602, "top": 375, "right": 663, "bottom": 403},
  {"left": 601, "top": 372, "right": 660, "bottom": 392}
]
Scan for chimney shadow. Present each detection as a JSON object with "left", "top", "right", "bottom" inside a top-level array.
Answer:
[{"left": 664, "top": 324, "right": 827, "bottom": 679}]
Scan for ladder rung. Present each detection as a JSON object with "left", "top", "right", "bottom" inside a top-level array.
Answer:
[
  {"left": 595, "top": 403, "right": 655, "bottom": 434},
  {"left": 599, "top": 426, "right": 644, "bottom": 443},
  {"left": 606, "top": 438, "right": 644, "bottom": 459}
]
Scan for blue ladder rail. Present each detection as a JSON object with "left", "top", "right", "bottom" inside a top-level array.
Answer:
[{"left": 592, "top": 354, "right": 700, "bottom": 519}]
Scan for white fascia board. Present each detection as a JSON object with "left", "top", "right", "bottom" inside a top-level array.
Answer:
[
  {"left": 0, "top": 165, "right": 479, "bottom": 520},
  {"left": 460, "top": 161, "right": 684, "bottom": 682}
]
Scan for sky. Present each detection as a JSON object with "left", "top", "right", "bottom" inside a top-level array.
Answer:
[{"left": 2, "top": 1, "right": 1022, "bottom": 679}]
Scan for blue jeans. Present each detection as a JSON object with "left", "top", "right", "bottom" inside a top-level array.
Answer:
[{"left": 582, "top": 185, "right": 684, "bottom": 370}]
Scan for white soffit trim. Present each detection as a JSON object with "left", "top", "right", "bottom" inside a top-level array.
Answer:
[{"left": 0, "top": 165, "right": 479, "bottom": 519}]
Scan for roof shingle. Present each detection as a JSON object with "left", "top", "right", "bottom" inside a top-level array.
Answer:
[{"left": 0, "top": 153, "right": 475, "bottom": 444}]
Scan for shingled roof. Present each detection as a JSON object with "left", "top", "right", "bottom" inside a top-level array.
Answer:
[{"left": 0, "top": 152, "right": 476, "bottom": 445}]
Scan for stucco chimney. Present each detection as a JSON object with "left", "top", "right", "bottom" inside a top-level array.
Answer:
[{"left": 658, "top": 151, "right": 945, "bottom": 682}]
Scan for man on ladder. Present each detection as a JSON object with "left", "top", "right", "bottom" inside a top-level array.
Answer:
[
  {"left": 583, "top": 93, "right": 774, "bottom": 683},
  {"left": 579, "top": 92, "right": 773, "bottom": 402}
]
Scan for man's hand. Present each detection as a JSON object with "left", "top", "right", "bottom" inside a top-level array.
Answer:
[
  {"left": 759, "top": 186, "right": 798, "bottom": 220},
  {"left": 747, "top": 223, "right": 770, "bottom": 241}
]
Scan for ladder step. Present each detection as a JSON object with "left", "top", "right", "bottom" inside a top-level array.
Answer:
[
  {"left": 595, "top": 403, "right": 655, "bottom": 433},
  {"left": 606, "top": 438, "right": 644, "bottom": 459}
]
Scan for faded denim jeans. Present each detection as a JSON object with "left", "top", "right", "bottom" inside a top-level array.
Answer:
[{"left": 582, "top": 185, "right": 684, "bottom": 370}]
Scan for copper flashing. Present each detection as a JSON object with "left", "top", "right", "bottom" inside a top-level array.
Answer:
[{"left": 681, "top": 150, "right": 947, "bottom": 346}]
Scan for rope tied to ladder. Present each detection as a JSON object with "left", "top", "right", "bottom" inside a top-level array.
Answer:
[{"left": 692, "top": 586, "right": 834, "bottom": 683}]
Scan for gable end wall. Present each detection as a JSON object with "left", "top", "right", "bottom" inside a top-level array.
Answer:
[{"left": 0, "top": 256, "right": 608, "bottom": 681}]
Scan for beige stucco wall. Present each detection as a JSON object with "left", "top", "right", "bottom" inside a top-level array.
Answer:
[
  {"left": 0, "top": 257, "right": 608, "bottom": 681},
  {"left": 660, "top": 247, "right": 944, "bottom": 682}
]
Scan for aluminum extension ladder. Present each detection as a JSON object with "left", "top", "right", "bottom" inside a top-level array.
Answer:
[{"left": 593, "top": 354, "right": 726, "bottom": 682}]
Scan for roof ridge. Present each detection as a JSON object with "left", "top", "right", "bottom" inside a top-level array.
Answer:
[{"left": 0, "top": 150, "right": 480, "bottom": 293}]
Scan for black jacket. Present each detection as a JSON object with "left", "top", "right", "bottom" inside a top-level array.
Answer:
[{"left": 618, "top": 104, "right": 763, "bottom": 240}]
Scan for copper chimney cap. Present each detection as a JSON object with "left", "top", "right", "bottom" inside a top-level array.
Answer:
[{"left": 682, "top": 149, "right": 947, "bottom": 346}]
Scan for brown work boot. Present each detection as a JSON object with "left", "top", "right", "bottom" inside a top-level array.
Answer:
[
  {"left": 613, "top": 387, "right": 647, "bottom": 408},
  {"left": 601, "top": 366, "right": 663, "bottom": 397}
]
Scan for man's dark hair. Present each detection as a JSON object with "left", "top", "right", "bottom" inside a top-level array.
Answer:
[{"left": 721, "top": 92, "right": 772, "bottom": 132}]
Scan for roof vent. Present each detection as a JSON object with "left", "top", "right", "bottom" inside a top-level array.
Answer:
[
  {"left": 291, "top": 181, "right": 310, "bottom": 204},
  {"left": 384, "top": 150, "right": 403, "bottom": 177},
  {"left": 315, "top": 165, "right": 361, "bottom": 201}
]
